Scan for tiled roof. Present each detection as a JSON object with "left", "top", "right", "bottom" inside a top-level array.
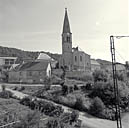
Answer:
[
  {"left": 11, "top": 61, "right": 50, "bottom": 71},
  {"left": 91, "top": 59, "right": 100, "bottom": 65}
]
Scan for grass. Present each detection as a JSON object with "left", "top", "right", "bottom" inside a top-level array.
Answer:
[{"left": 0, "top": 98, "right": 48, "bottom": 127}]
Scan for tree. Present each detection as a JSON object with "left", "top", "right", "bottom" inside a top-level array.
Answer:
[
  {"left": 125, "top": 61, "right": 129, "bottom": 70},
  {"left": 89, "top": 97, "right": 105, "bottom": 117}
]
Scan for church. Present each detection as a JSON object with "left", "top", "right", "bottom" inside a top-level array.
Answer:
[{"left": 59, "top": 9, "right": 91, "bottom": 71}]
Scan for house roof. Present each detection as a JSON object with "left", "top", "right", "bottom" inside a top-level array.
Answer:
[
  {"left": 91, "top": 59, "right": 100, "bottom": 65},
  {"left": 11, "top": 61, "right": 50, "bottom": 71},
  {"left": 37, "top": 53, "right": 54, "bottom": 61},
  {"left": 0, "top": 57, "right": 17, "bottom": 59}
]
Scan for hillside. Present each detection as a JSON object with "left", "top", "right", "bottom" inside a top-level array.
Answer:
[
  {"left": 0, "top": 46, "right": 116, "bottom": 65},
  {"left": 0, "top": 46, "right": 61, "bottom": 63}
]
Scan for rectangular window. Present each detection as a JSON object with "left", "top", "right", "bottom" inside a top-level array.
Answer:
[
  {"left": 75, "top": 56, "right": 77, "bottom": 62},
  {"left": 19, "top": 72, "right": 22, "bottom": 76},
  {"left": 5, "top": 59, "right": 9, "bottom": 65},
  {"left": 28, "top": 71, "right": 32, "bottom": 76},
  {"left": 80, "top": 56, "right": 82, "bottom": 61}
]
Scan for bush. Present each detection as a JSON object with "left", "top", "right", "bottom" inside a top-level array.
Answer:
[
  {"left": 0, "top": 90, "right": 13, "bottom": 99},
  {"left": 67, "top": 73, "right": 93, "bottom": 82},
  {"left": 1, "top": 84, "right": 6, "bottom": 91},
  {"left": 74, "top": 96, "right": 89, "bottom": 111},
  {"left": 18, "top": 86, "right": 25, "bottom": 91},
  {"left": 70, "top": 110, "right": 79, "bottom": 124},
  {"left": 89, "top": 97, "right": 105, "bottom": 117},
  {"left": 14, "top": 111, "right": 40, "bottom": 128},
  {"left": 93, "top": 69, "right": 108, "bottom": 82},
  {"left": 20, "top": 96, "right": 32, "bottom": 106},
  {"left": 62, "top": 85, "right": 68, "bottom": 95},
  {"left": 116, "top": 71, "right": 126, "bottom": 81},
  {"left": 127, "top": 71, "right": 129, "bottom": 78}
]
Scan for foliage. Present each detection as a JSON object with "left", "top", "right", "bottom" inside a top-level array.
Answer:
[
  {"left": 20, "top": 98, "right": 64, "bottom": 117},
  {"left": 126, "top": 71, "right": 129, "bottom": 78},
  {"left": 62, "top": 84, "right": 69, "bottom": 95},
  {"left": 89, "top": 97, "right": 105, "bottom": 117},
  {"left": 67, "top": 73, "right": 93, "bottom": 82},
  {"left": 14, "top": 111, "right": 40, "bottom": 128},
  {"left": 125, "top": 61, "right": 129, "bottom": 70},
  {"left": 44, "top": 76, "right": 51, "bottom": 90},
  {"left": 89, "top": 80, "right": 129, "bottom": 110},
  {"left": 46, "top": 110, "right": 80, "bottom": 128},
  {"left": 20, "top": 96, "right": 32, "bottom": 106},
  {"left": 70, "top": 110, "right": 79, "bottom": 124},
  {"left": 116, "top": 71, "right": 126, "bottom": 81},
  {"left": 1, "top": 84, "right": 6, "bottom": 91},
  {"left": 0, "top": 85, "right": 13, "bottom": 99},
  {"left": 93, "top": 69, "right": 108, "bottom": 82},
  {"left": 74, "top": 97, "right": 84, "bottom": 111}
]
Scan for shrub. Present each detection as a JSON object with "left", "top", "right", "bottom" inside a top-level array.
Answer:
[
  {"left": 46, "top": 118, "right": 61, "bottom": 128},
  {"left": 74, "top": 84, "right": 79, "bottom": 90},
  {"left": 20, "top": 96, "right": 32, "bottom": 106},
  {"left": 14, "top": 111, "right": 40, "bottom": 128},
  {"left": 62, "top": 85, "right": 68, "bottom": 95},
  {"left": 67, "top": 74, "right": 93, "bottom": 82},
  {"left": 127, "top": 71, "right": 129, "bottom": 78},
  {"left": 89, "top": 97, "right": 105, "bottom": 117},
  {"left": 116, "top": 71, "right": 126, "bottom": 81},
  {"left": 70, "top": 110, "right": 79, "bottom": 124},
  {"left": 58, "top": 95, "right": 76, "bottom": 108},
  {"left": 74, "top": 96, "right": 88, "bottom": 111},
  {"left": 93, "top": 69, "right": 108, "bottom": 82},
  {"left": 0, "top": 90, "right": 13, "bottom": 99},
  {"left": 18, "top": 86, "right": 25, "bottom": 91},
  {"left": 1, "top": 84, "right": 6, "bottom": 91}
]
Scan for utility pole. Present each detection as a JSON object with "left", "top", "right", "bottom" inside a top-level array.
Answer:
[{"left": 110, "top": 35, "right": 122, "bottom": 128}]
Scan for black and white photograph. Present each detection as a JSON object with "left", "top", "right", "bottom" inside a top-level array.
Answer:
[{"left": 0, "top": 0, "right": 129, "bottom": 128}]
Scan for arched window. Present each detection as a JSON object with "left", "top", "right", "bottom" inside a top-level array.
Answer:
[{"left": 67, "top": 37, "right": 70, "bottom": 42}]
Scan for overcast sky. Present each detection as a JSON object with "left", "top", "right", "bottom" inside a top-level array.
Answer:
[{"left": 0, "top": 0, "right": 128, "bottom": 63}]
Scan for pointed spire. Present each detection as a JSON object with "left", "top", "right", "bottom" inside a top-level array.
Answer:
[{"left": 62, "top": 8, "right": 71, "bottom": 33}]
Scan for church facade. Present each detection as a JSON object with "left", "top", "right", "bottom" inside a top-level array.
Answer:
[{"left": 60, "top": 9, "right": 91, "bottom": 71}]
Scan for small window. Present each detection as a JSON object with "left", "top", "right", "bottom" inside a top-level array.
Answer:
[
  {"left": 75, "top": 56, "right": 77, "bottom": 62},
  {"left": 19, "top": 72, "right": 22, "bottom": 76},
  {"left": 29, "top": 71, "right": 32, "bottom": 76},
  {"left": 80, "top": 56, "right": 82, "bottom": 61},
  {"left": 39, "top": 71, "right": 42, "bottom": 75}
]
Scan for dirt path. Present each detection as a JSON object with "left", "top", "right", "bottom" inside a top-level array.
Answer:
[{"left": 0, "top": 84, "right": 128, "bottom": 128}]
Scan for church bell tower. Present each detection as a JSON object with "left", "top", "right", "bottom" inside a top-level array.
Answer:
[{"left": 62, "top": 8, "right": 73, "bottom": 70}]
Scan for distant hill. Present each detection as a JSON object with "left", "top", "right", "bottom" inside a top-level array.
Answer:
[
  {"left": 0, "top": 46, "right": 61, "bottom": 63},
  {"left": 96, "top": 59, "right": 112, "bottom": 65}
]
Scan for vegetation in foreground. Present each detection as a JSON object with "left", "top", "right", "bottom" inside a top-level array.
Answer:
[{"left": 30, "top": 69, "right": 129, "bottom": 120}]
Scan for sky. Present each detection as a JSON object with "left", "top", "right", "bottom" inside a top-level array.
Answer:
[{"left": 0, "top": 0, "right": 128, "bottom": 63}]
